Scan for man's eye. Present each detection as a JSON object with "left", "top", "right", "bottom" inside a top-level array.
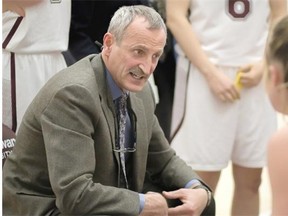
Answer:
[
  {"left": 153, "top": 54, "right": 161, "bottom": 60},
  {"left": 134, "top": 49, "right": 144, "bottom": 55}
]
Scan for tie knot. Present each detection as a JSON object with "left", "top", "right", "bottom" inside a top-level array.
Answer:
[
  {"left": 119, "top": 92, "right": 128, "bottom": 104},
  {"left": 117, "top": 92, "right": 128, "bottom": 113},
  {"left": 122, "top": 92, "right": 128, "bottom": 100}
]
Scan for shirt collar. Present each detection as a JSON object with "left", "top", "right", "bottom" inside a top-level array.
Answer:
[{"left": 105, "top": 68, "right": 129, "bottom": 101}]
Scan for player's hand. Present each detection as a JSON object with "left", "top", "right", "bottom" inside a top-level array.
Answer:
[
  {"left": 139, "top": 192, "right": 168, "bottom": 216},
  {"left": 3, "top": 0, "right": 42, "bottom": 17},
  {"left": 3, "top": 3, "right": 25, "bottom": 16},
  {"left": 238, "top": 61, "right": 264, "bottom": 88},
  {"left": 162, "top": 188, "right": 207, "bottom": 216},
  {"left": 206, "top": 68, "right": 240, "bottom": 103}
]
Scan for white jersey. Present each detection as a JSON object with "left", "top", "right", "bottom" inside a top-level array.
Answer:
[
  {"left": 2, "top": 0, "right": 71, "bottom": 131},
  {"left": 2, "top": 0, "right": 71, "bottom": 53},
  {"left": 174, "top": 0, "right": 270, "bottom": 66},
  {"left": 171, "top": 0, "right": 277, "bottom": 170}
]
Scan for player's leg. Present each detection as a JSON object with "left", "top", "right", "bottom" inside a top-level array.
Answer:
[
  {"left": 231, "top": 78, "right": 277, "bottom": 215},
  {"left": 231, "top": 164, "right": 262, "bottom": 216}
]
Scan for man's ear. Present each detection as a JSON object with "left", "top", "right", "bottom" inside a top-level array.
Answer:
[{"left": 103, "top": 33, "right": 114, "bottom": 51}]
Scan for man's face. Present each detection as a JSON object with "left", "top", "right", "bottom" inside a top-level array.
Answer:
[{"left": 102, "top": 17, "right": 166, "bottom": 92}]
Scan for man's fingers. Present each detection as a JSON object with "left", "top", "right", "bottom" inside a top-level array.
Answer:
[{"left": 162, "top": 190, "right": 180, "bottom": 199}]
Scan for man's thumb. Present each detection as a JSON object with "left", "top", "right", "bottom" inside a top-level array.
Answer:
[{"left": 162, "top": 190, "right": 178, "bottom": 199}]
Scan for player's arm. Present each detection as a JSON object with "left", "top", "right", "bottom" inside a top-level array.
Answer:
[
  {"left": 166, "top": 0, "right": 215, "bottom": 79},
  {"left": 3, "top": 0, "right": 43, "bottom": 16},
  {"left": 269, "top": 0, "right": 287, "bottom": 27},
  {"left": 239, "top": 0, "right": 287, "bottom": 88},
  {"left": 166, "top": 0, "right": 239, "bottom": 102}
]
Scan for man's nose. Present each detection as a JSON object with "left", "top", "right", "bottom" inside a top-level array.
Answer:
[{"left": 139, "top": 58, "right": 155, "bottom": 75}]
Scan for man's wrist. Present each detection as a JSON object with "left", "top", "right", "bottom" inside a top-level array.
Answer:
[
  {"left": 192, "top": 184, "right": 212, "bottom": 207},
  {"left": 139, "top": 193, "right": 145, "bottom": 214},
  {"left": 185, "top": 179, "right": 202, "bottom": 189}
]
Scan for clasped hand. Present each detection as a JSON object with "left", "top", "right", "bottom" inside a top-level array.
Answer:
[{"left": 139, "top": 188, "right": 207, "bottom": 216}]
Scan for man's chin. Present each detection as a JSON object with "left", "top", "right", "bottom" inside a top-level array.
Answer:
[{"left": 125, "top": 84, "right": 144, "bottom": 93}]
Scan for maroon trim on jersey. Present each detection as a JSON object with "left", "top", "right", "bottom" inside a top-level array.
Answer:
[
  {"left": 10, "top": 52, "right": 17, "bottom": 132},
  {"left": 2, "top": 16, "right": 23, "bottom": 49},
  {"left": 2, "top": 16, "right": 23, "bottom": 132},
  {"left": 170, "top": 63, "right": 191, "bottom": 142}
]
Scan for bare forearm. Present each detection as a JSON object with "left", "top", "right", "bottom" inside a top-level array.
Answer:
[
  {"left": 166, "top": 0, "right": 216, "bottom": 79},
  {"left": 269, "top": 0, "right": 287, "bottom": 28},
  {"left": 3, "top": 0, "right": 42, "bottom": 15}
]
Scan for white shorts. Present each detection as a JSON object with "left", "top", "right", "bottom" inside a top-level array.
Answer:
[
  {"left": 2, "top": 50, "right": 67, "bottom": 131},
  {"left": 171, "top": 57, "right": 277, "bottom": 171}
]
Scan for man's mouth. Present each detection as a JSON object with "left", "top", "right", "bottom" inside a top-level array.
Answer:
[
  {"left": 129, "top": 67, "right": 146, "bottom": 80},
  {"left": 130, "top": 71, "right": 143, "bottom": 80}
]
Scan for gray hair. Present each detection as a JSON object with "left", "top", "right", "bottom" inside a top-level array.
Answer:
[{"left": 107, "top": 5, "right": 167, "bottom": 43}]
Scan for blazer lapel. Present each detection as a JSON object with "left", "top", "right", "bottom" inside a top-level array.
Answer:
[
  {"left": 90, "top": 55, "right": 121, "bottom": 172},
  {"left": 90, "top": 55, "right": 149, "bottom": 190},
  {"left": 129, "top": 93, "right": 148, "bottom": 191}
]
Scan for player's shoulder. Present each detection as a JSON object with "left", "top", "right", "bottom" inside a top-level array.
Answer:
[{"left": 268, "top": 126, "right": 288, "bottom": 151}]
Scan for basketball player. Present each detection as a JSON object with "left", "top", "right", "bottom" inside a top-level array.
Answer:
[
  {"left": 266, "top": 15, "right": 288, "bottom": 215},
  {"left": 166, "top": 0, "right": 287, "bottom": 215},
  {"left": 2, "top": 0, "right": 71, "bottom": 132}
]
